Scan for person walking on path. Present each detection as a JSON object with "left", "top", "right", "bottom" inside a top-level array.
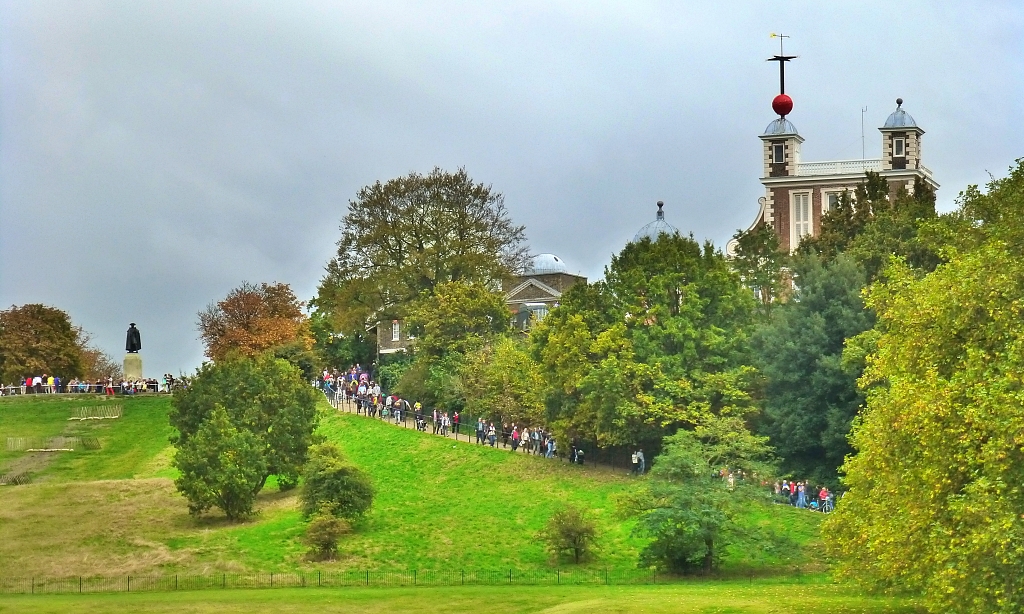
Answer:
[
  {"left": 476, "top": 419, "right": 485, "bottom": 444},
  {"left": 511, "top": 426, "right": 520, "bottom": 452},
  {"left": 453, "top": 411, "right": 460, "bottom": 436},
  {"left": 487, "top": 423, "right": 497, "bottom": 447},
  {"left": 637, "top": 449, "right": 645, "bottom": 475}
]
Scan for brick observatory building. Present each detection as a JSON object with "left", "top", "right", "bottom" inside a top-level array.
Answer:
[{"left": 729, "top": 48, "right": 939, "bottom": 254}]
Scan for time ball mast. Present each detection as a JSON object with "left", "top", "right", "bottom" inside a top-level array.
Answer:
[{"left": 767, "top": 32, "right": 797, "bottom": 118}]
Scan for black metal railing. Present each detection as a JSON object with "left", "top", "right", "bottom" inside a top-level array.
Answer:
[{"left": 0, "top": 568, "right": 660, "bottom": 595}]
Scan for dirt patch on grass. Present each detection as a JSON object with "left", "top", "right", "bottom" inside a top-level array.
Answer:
[
  {"left": 0, "top": 478, "right": 198, "bottom": 577},
  {"left": 0, "top": 450, "right": 58, "bottom": 478}
]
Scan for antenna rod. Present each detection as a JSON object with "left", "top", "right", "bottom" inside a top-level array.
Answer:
[{"left": 861, "top": 106, "right": 867, "bottom": 160}]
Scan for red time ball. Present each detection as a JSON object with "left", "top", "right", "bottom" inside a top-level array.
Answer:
[{"left": 772, "top": 94, "right": 793, "bottom": 117}]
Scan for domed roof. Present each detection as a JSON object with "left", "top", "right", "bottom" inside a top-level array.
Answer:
[
  {"left": 527, "top": 253, "right": 568, "bottom": 275},
  {"left": 633, "top": 201, "right": 679, "bottom": 243},
  {"left": 762, "top": 117, "right": 799, "bottom": 137},
  {"left": 883, "top": 98, "right": 918, "bottom": 129}
]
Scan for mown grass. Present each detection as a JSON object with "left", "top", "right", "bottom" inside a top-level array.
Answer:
[
  {"left": 0, "top": 396, "right": 823, "bottom": 580},
  {"left": 0, "top": 394, "right": 174, "bottom": 481},
  {"left": 0, "top": 582, "right": 925, "bottom": 613}
]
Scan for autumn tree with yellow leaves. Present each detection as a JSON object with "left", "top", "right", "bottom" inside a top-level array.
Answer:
[{"left": 826, "top": 160, "right": 1024, "bottom": 613}]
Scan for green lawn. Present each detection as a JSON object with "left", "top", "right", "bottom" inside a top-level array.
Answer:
[
  {"left": 0, "top": 394, "right": 174, "bottom": 481},
  {"left": 0, "top": 396, "right": 823, "bottom": 579},
  {"left": 0, "top": 582, "right": 924, "bottom": 613}
]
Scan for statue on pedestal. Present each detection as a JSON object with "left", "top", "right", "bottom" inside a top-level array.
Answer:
[
  {"left": 126, "top": 323, "right": 142, "bottom": 353},
  {"left": 124, "top": 323, "right": 143, "bottom": 381}
]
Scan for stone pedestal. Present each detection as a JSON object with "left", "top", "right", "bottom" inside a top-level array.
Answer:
[{"left": 123, "top": 353, "right": 143, "bottom": 381}]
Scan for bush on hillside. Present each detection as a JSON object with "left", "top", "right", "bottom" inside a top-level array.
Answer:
[
  {"left": 300, "top": 443, "right": 374, "bottom": 520},
  {"left": 170, "top": 353, "right": 319, "bottom": 495},
  {"left": 539, "top": 504, "right": 598, "bottom": 564},
  {"left": 304, "top": 505, "right": 352, "bottom": 560},
  {"left": 173, "top": 405, "right": 267, "bottom": 521},
  {"left": 628, "top": 415, "right": 774, "bottom": 573}
]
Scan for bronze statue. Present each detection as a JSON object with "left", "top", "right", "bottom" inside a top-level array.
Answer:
[{"left": 126, "top": 323, "right": 142, "bottom": 353}]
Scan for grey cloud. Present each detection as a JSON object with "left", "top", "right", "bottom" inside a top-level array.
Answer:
[{"left": 2, "top": 0, "right": 1021, "bottom": 376}]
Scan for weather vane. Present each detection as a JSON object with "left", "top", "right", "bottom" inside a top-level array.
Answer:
[{"left": 767, "top": 33, "right": 797, "bottom": 117}]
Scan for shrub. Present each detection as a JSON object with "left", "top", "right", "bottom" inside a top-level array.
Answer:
[
  {"left": 304, "top": 505, "right": 351, "bottom": 560},
  {"left": 300, "top": 443, "right": 374, "bottom": 520},
  {"left": 539, "top": 504, "right": 598, "bottom": 564},
  {"left": 173, "top": 405, "right": 267, "bottom": 521}
]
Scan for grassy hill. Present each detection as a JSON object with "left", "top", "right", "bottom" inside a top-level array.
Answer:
[{"left": 0, "top": 395, "right": 821, "bottom": 578}]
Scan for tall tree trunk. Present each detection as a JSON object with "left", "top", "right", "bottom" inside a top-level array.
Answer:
[{"left": 703, "top": 536, "right": 714, "bottom": 573}]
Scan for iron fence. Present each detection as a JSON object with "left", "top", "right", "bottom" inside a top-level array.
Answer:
[{"left": 0, "top": 568, "right": 659, "bottom": 595}]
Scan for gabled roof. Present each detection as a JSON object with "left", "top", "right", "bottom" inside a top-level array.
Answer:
[{"left": 505, "top": 278, "right": 562, "bottom": 304}]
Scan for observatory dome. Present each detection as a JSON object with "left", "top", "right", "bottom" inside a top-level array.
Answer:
[{"left": 633, "top": 201, "right": 679, "bottom": 243}]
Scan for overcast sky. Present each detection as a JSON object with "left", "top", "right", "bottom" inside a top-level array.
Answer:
[{"left": 1, "top": 1, "right": 1021, "bottom": 377}]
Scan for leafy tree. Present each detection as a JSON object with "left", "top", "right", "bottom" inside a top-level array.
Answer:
[
  {"left": 309, "top": 309, "right": 374, "bottom": 372},
  {"left": 394, "top": 281, "right": 510, "bottom": 410},
  {"left": 314, "top": 167, "right": 530, "bottom": 339},
  {"left": 0, "top": 304, "right": 84, "bottom": 383},
  {"left": 629, "top": 415, "right": 774, "bottom": 573},
  {"left": 300, "top": 443, "right": 374, "bottom": 520},
  {"left": 377, "top": 353, "right": 413, "bottom": 391},
  {"left": 169, "top": 353, "right": 320, "bottom": 495},
  {"left": 800, "top": 174, "right": 939, "bottom": 281},
  {"left": 173, "top": 405, "right": 267, "bottom": 520},
  {"left": 730, "top": 223, "right": 788, "bottom": 320},
  {"left": 539, "top": 504, "right": 598, "bottom": 564},
  {"left": 198, "top": 282, "right": 312, "bottom": 362},
  {"left": 531, "top": 233, "right": 756, "bottom": 447},
  {"left": 826, "top": 161, "right": 1024, "bottom": 613},
  {"left": 751, "top": 254, "right": 873, "bottom": 484},
  {"left": 462, "top": 336, "right": 544, "bottom": 425},
  {"left": 405, "top": 281, "right": 509, "bottom": 358},
  {"left": 304, "top": 505, "right": 352, "bottom": 560},
  {"left": 79, "top": 345, "right": 123, "bottom": 380}
]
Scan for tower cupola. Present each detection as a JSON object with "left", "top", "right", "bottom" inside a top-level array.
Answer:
[{"left": 880, "top": 98, "right": 925, "bottom": 171}]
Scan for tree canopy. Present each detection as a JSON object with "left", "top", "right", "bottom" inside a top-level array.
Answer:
[
  {"left": 730, "top": 223, "right": 788, "bottom": 320},
  {"left": 170, "top": 353, "right": 320, "bottom": 499},
  {"left": 629, "top": 414, "right": 774, "bottom": 572},
  {"left": 393, "top": 281, "right": 511, "bottom": 412},
  {"left": 314, "top": 168, "right": 530, "bottom": 338},
  {"left": 751, "top": 254, "right": 873, "bottom": 485},
  {"left": 825, "top": 161, "right": 1024, "bottom": 613},
  {"left": 531, "top": 232, "right": 756, "bottom": 446},
  {"left": 799, "top": 172, "right": 940, "bottom": 280},
  {"left": 198, "top": 282, "right": 311, "bottom": 362},
  {"left": 0, "top": 304, "right": 84, "bottom": 383}
]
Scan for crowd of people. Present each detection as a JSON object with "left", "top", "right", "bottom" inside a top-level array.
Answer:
[
  {"left": 1, "top": 374, "right": 167, "bottom": 396},
  {"left": 318, "top": 365, "right": 644, "bottom": 470},
  {"left": 774, "top": 480, "right": 834, "bottom": 512}
]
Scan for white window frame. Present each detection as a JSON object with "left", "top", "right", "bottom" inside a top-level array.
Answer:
[
  {"left": 791, "top": 192, "right": 812, "bottom": 248},
  {"left": 391, "top": 320, "right": 400, "bottom": 342},
  {"left": 893, "top": 137, "right": 906, "bottom": 158},
  {"left": 822, "top": 190, "right": 841, "bottom": 213},
  {"left": 772, "top": 143, "right": 785, "bottom": 164}
]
